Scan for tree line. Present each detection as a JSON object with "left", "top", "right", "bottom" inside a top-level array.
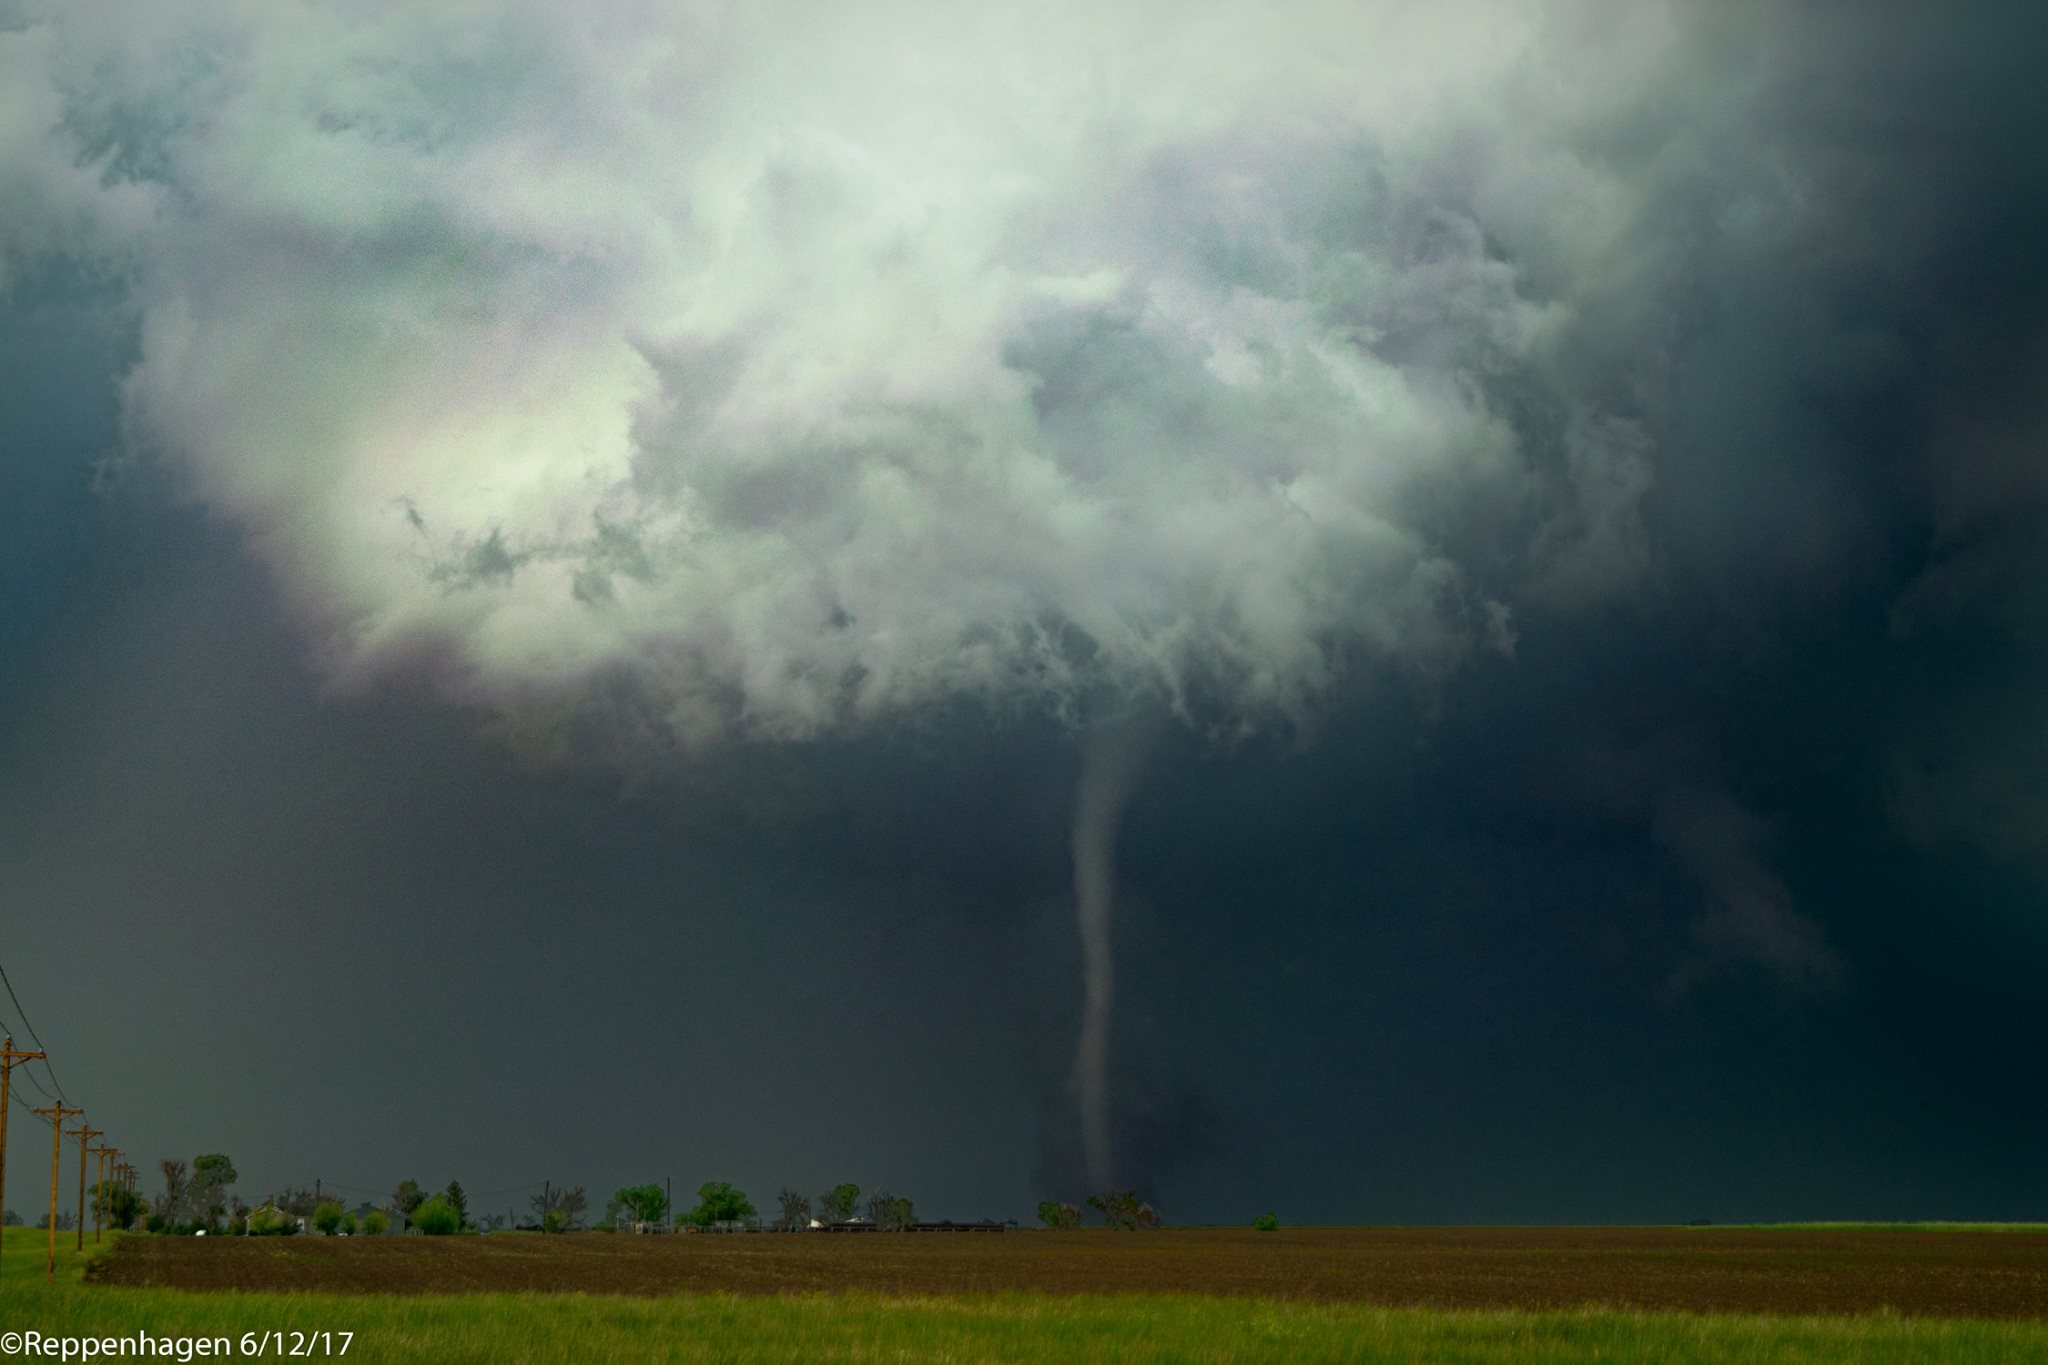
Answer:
[
  {"left": 9, "top": 1152, "right": 1179, "bottom": 1236},
  {"left": 600, "top": 1181, "right": 913, "bottom": 1232},
  {"left": 1037, "top": 1190, "right": 1163, "bottom": 1230}
]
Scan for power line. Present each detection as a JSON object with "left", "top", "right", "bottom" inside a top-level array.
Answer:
[
  {"left": 0, "top": 1026, "right": 61, "bottom": 1102},
  {"left": 15, "top": 1061, "right": 58, "bottom": 1103},
  {"left": 1, "top": 1036, "right": 49, "bottom": 1267},
  {"left": 471, "top": 1181, "right": 548, "bottom": 1199},
  {"left": 0, "top": 1003, "right": 56, "bottom": 1098},
  {"left": 0, "top": 963, "right": 49, "bottom": 1052},
  {"left": 0, "top": 962, "right": 66, "bottom": 1104},
  {"left": 269, "top": 1178, "right": 384, "bottom": 1199},
  {"left": 284, "top": 1177, "right": 548, "bottom": 1201},
  {"left": 31, "top": 1103, "right": 82, "bottom": 1282}
]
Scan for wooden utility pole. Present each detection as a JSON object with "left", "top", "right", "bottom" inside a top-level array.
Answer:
[
  {"left": 91, "top": 1145, "right": 117, "bottom": 1241},
  {"left": 72, "top": 1124, "right": 101, "bottom": 1251},
  {"left": 0, "top": 1036, "right": 49, "bottom": 1282},
  {"left": 32, "top": 1105, "right": 82, "bottom": 1282}
]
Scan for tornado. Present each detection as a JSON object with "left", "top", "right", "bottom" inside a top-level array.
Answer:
[{"left": 1071, "top": 715, "right": 1154, "bottom": 1191}]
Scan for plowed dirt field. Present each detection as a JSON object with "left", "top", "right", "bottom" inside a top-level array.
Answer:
[{"left": 90, "top": 1227, "right": 2048, "bottom": 1317}]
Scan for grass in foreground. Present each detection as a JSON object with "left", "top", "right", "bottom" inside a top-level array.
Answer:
[
  {"left": 5, "top": 1238, "right": 2048, "bottom": 1364},
  {"left": 1703, "top": 1222, "right": 2048, "bottom": 1233}
]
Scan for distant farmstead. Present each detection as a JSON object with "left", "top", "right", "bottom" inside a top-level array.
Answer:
[{"left": 809, "top": 1217, "right": 1010, "bottom": 1233}]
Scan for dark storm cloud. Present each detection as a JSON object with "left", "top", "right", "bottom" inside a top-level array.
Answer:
[{"left": 2, "top": 0, "right": 2047, "bottom": 1222}]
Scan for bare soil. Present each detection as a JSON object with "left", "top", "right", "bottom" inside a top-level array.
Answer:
[{"left": 89, "top": 1226, "right": 2048, "bottom": 1317}]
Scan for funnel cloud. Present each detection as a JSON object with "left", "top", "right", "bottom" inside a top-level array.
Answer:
[{"left": 1071, "top": 715, "right": 1155, "bottom": 1189}]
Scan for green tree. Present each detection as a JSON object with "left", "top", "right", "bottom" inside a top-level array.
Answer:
[
  {"left": 362, "top": 1209, "right": 390, "bottom": 1236},
  {"left": 1037, "top": 1200, "right": 1082, "bottom": 1229},
  {"left": 1253, "top": 1212, "right": 1280, "bottom": 1232},
  {"left": 191, "top": 1154, "right": 237, "bottom": 1230},
  {"left": 444, "top": 1181, "right": 469, "bottom": 1231},
  {"left": 247, "top": 1205, "right": 286, "bottom": 1236},
  {"left": 867, "top": 1191, "right": 915, "bottom": 1232},
  {"left": 412, "top": 1196, "right": 460, "bottom": 1235},
  {"left": 1088, "top": 1189, "right": 1160, "bottom": 1231},
  {"left": 341, "top": 1210, "right": 358, "bottom": 1236},
  {"left": 817, "top": 1183, "right": 860, "bottom": 1224},
  {"left": 681, "top": 1181, "right": 756, "bottom": 1228},
  {"left": 614, "top": 1184, "right": 669, "bottom": 1227},
  {"left": 312, "top": 1200, "right": 344, "bottom": 1235},
  {"left": 89, "top": 1182, "right": 144, "bottom": 1231},
  {"left": 876, "top": 1195, "right": 917, "bottom": 1236},
  {"left": 392, "top": 1180, "right": 424, "bottom": 1232}
]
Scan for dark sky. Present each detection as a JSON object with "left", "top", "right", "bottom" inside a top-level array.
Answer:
[{"left": 2, "top": 1, "right": 2046, "bottom": 1226}]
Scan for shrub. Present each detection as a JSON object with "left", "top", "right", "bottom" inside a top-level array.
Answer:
[
  {"left": 1038, "top": 1201, "right": 1082, "bottom": 1229},
  {"left": 312, "top": 1200, "right": 344, "bottom": 1235},
  {"left": 1253, "top": 1212, "right": 1280, "bottom": 1232},
  {"left": 412, "top": 1196, "right": 461, "bottom": 1235},
  {"left": 145, "top": 1214, "right": 167, "bottom": 1234},
  {"left": 247, "top": 1206, "right": 286, "bottom": 1236},
  {"left": 341, "top": 1211, "right": 357, "bottom": 1235},
  {"left": 362, "top": 1209, "right": 390, "bottom": 1236}
]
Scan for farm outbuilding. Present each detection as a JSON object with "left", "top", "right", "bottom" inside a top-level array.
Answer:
[{"left": 909, "top": 1220, "right": 1011, "bottom": 1232}]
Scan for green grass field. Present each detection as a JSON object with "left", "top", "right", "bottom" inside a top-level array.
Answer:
[
  {"left": 1705, "top": 1222, "right": 2048, "bottom": 1234},
  {"left": 6, "top": 1234, "right": 2048, "bottom": 1363}
]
